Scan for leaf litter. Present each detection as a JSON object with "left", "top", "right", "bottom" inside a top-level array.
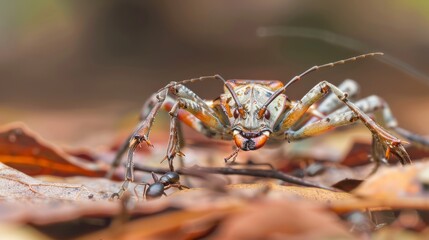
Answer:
[{"left": 0, "top": 122, "right": 428, "bottom": 239}]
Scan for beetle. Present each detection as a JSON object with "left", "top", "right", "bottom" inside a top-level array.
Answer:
[
  {"left": 110, "top": 52, "right": 429, "bottom": 197},
  {"left": 129, "top": 171, "right": 188, "bottom": 200}
]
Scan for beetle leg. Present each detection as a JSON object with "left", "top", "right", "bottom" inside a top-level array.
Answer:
[
  {"left": 330, "top": 96, "right": 429, "bottom": 151},
  {"left": 112, "top": 82, "right": 229, "bottom": 197},
  {"left": 284, "top": 94, "right": 424, "bottom": 172},
  {"left": 224, "top": 148, "right": 240, "bottom": 164},
  {"left": 274, "top": 81, "right": 411, "bottom": 166},
  {"left": 106, "top": 92, "right": 162, "bottom": 179},
  {"left": 110, "top": 89, "right": 169, "bottom": 198},
  {"left": 107, "top": 86, "right": 228, "bottom": 179},
  {"left": 165, "top": 96, "right": 229, "bottom": 170},
  {"left": 292, "top": 79, "right": 360, "bottom": 130},
  {"left": 163, "top": 104, "right": 183, "bottom": 171},
  {"left": 315, "top": 79, "right": 360, "bottom": 116}
]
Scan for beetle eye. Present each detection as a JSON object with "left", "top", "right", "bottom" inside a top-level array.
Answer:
[
  {"left": 233, "top": 108, "right": 239, "bottom": 119},
  {"left": 264, "top": 110, "right": 271, "bottom": 120}
]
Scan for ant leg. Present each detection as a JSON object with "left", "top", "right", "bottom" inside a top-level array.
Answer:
[
  {"left": 170, "top": 183, "right": 190, "bottom": 190},
  {"left": 142, "top": 184, "right": 149, "bottom": 200},
  {"left": 151, "top": 172, "right": 159, "bottom": 182},
  {"left": 133, "top": 182, "right": 149, "bottom": 201}
]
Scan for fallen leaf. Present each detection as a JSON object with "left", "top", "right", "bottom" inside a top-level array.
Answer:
[
  {"left": 212, "top": 199, "right": 355, "bottom": 240},
  {"left": 0, "top": 122, "right": 107, "bottom": 177},
  {"left": 329, "top": 160, "right": 429, "bottom": 213},
  {"left": 353, "top": 161, "right": 429, "bottom": 205}
]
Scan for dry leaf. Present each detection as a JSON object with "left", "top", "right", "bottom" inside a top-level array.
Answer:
[
  {"left": 0, "top": 122, "right": 107, "bottom": 177},
  {"left": 212, "top": 199, "right": 355, "bottom": 240},
  {"left": 353, "top": 161, "right": 429, "bottom": 206}
]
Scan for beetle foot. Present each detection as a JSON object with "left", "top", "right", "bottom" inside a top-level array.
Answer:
[
  {"left": 132, "top": 134, "right": 153, "bottom": 148},
  {"left": 370, "top": 131, "right": 411, "bottom": 169},
  {"left": 162, "top": 148, "right": 184, "bottom": 170},
  {"left": 110, "top": 180, "right": 130, "bottom": 200}
]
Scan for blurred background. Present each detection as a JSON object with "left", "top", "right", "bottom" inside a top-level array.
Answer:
[{"left": 0, "top": 0, "right": 428, "bottom": 148}]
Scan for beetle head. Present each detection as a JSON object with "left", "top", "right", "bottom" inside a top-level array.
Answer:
[{"left": 222, "top": 80, "right": 287, "bottom": 151}]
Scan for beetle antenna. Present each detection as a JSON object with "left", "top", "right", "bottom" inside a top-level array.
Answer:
[
  {"left": 214, "top": 75, "right": 246, "bottom": 117},
  {"left": 177, "top": 75, "right": 226, "bottom": 85},
  {"left": 257, "top": 52, "right": 383, "bottom": 118}
]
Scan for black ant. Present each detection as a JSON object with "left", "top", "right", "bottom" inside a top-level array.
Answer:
[{"left": 134, "top": 171, "right": 189, "bottom": 200}]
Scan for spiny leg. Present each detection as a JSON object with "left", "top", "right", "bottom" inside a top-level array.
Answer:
[
  {"left": 158, "top": 79, "right": 236, "bottom": 171},
  {"left": 274, "top": 81, "right": 410, "bottom": 166},
  {"left": 326, "top": 95, "right": 397, "bottom": 128},
  {"left": 107, "top": 75, "right": 229, "bottom": 179},
  {"left": 106, "top": 92, "right": 167, "bottom": 179},
  {"left": 325, "top": 95, "right": 429, "bottom": 153},
  {"left": 106, "top": 135, "right": 132, "bottom": 179},
  {"left": 224, "top": 148, "right": 240, "bottom": 164},
  {"left": 107, "top": 88, "right": 226, "bottom": 179},
  {"left": 340, "top": 95, "right": 411, "bottom": 165},
  {"left": 175, "top": 121, "right": 189, "bottom": 179},
  {"left": 165, "top": 94, "right": 228, "bottom": 170},
  {"left": 294, "top": 79, "right": 361, "bottom": 129},
  {"left": 287, "top": 94, "right": 415, "bottom": 172},
  {"left": 316, "top": 79, "right": 360, "bottom": 115},
  {"left": 163, "top": 105, "right": 183, "bottom": 171},
  {"left": 111, "top": 89, "right": 168, "bottom": 198},
  {"left": 111, "top": 78, "right": 231, "bottom": 197}
]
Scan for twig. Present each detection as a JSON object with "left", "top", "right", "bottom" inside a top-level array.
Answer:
[{"left": 133, "top": 163, "right": 339, "bottom": 192}]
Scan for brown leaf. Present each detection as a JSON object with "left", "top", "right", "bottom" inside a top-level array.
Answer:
[
  {"left": 0, "top": 122, "right": 107, "bottom": 177},
  {"left": 79, "top": 186, "right": 355, "bottom": 240},
  {"left": 78, "top": 207, "right": 235, "bottom": 240},
  {"left": 212, "top": 199, "right": 355, "bottom": 240},
  {"left": 352, "top": 161, "right": 429, "bottom": 207},
  {"left": 226, "top": 183, "right": 354, "bottom": 202},
  {"left": 372, "top": 227, "right": 429, "bottom": 240},
  {"left": 330, "top": 161, "right": 429, "bottom": 213},
  {"left": 0, "top": 162, "right": 121, "bottom": 224}
]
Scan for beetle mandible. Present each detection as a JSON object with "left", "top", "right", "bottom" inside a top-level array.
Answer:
[{"left": 110, "top": 52, "right": 429, "bottom": 197}]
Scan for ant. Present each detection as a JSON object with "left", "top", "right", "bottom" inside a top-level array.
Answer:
[{"left": 134, "top": 171, "right": 189, "bottom": 200}]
